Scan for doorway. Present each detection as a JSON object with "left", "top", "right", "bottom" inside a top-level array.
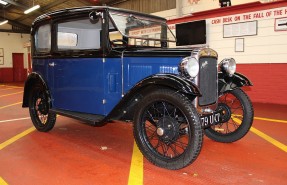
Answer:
[{"left": 12, "top": 53, "right": 26, "bottom": 82}]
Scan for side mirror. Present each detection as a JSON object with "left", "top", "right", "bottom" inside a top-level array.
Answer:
[{"left": 89, "top": 11, "right": 101, "bottom": 24}]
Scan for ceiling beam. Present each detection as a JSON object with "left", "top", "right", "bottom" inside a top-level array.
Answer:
[
  {"left": 2, "top": 0, "right": 28, "bottom": 9},
  {"left": 0, "top": 9, "right": 24, "bottom": 16},
  {"left": 107, "top": 0, "right": 129, "bottom": 6},
  {"left": 39, "top": 0, "right": 70, "bottom": 11},
  {"left": 0, "top": 28, "right": 30, "bottom": 34},
  {"left": 0, "top": 15, "right": 30, "bottom": 31},
  {"left": 14, "top": 0, "right": 70, "bottom": 22},
  {"left": 77, "top": 0, "right": 95, "bottom": 6}
]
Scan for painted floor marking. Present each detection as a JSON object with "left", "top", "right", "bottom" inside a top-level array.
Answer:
[
  {"left": 0, "top": 87, "right": 21, "bottom": 91},
  {"left": 0, "top": 91, "right": 23, "bottom": 98},
  {"left": 128, "top": 141, "right": 143, "bottom": 185},
  {"left": 250, "top": 126, "right": 287, "bottom": 152},
  {"left": 0, "top": 85, "right": 22, "bottom": 89},
  {"left": 0, "top": 127, "right": 35, "bottom": 150},
  {"left": 254, "top": 116, "right": 287, "bottom": 124},
  {"left": 0, "top": 102, "right": 22, "bottom": 110},
  {"left": 0, "top": 117, "right": 30, "bottom": 124},
  {"left": 233, "top": 114, "right": 287, "bottom": 124},
  {"left": 233, "top": 117, "right": 287, "bottom": 153},
  {"left": 0, "top": 177, "right": 8, "bottom": 185}
]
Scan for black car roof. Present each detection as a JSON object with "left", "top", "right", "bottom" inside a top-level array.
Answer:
[{"left": 32, "top": 6, "right": 167, "bottom": 26}]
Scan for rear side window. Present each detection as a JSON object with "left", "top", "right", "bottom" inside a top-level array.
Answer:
[
  {"left": 34, "top": 24, "right": 51, "bottom": 53},
  {"left": 58, "top": 32, "right": 78, "bottom": 47},
  {"left": 57, "top": 19, "right": 102, "bottom": 50}
]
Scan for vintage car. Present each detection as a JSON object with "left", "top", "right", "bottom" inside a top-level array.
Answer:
[{"left": 22, "top": 6, "right": 254, "bottom": 170}]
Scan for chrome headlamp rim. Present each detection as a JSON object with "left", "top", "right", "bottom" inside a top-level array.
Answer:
[
  {"left": 178, "top": 56, "right": 199, "bottom": 78},
  {"left": 219, "top": 58, "right": 236, "bottom": 76}
]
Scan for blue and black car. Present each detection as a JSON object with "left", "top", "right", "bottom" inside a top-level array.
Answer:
[{"left": 22, "top": 6, "right": 254, "bottom": 170}]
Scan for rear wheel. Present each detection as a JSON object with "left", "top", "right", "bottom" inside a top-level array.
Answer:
[
  {"left": 204, "top": 88, "right": 253, "bottom": 143},
  {"left": 133, "top": 89, "right": 203, "bottom": 170},
  {"left": 29, "top": 84, "right": 56, "bottom": 132}
]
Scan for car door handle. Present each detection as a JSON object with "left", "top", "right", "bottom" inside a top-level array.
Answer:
[{"left": 49, "top": 62, "right": 56, "bottom": 67}]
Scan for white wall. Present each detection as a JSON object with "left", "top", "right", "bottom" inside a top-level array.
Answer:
[
  {"left": 0, "top": 24, "right": 12, "bottom": 30},
  {"left": 152, "top": 1, "right": 287, "bottom": 64},
  {"left": 206, "top": 6, "right": 287, "bottom": 63},
  {"left": 0, "top": 32, "right": 30, "bottom": 68}
]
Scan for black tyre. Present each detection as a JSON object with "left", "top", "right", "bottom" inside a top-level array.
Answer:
[
  {"left": 29, "top": 84, "right": 56, "bottom": 132},
  {"left": 205, "top": 88, "right": 254, "bottom": 143},
  {"left": 133, "top": 89, "right": 203, "bottom": 170}
]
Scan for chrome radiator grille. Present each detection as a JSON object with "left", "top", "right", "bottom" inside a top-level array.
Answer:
[{"left": 198, "top": 57, "right": 218, "bottom": 106}]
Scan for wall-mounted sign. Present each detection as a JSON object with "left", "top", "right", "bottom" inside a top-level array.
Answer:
[
  {"left": 223, "top": 21, "right": 257, "bottom": 38},
  {"left": 235, "top": 38, "right": 244, "bottom": 52},
  {"left": 275, "top": 17, "right": 287, "bottom": 31}
]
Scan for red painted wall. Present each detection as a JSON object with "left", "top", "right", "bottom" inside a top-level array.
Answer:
[
  {"left": 237, "top": 64, "right": 287, "bottom": 105},
  {"left": 0, "top": 68, "right": 27, "bottom": 83},
  {"left": 0, "top": 68, "right": 14, "bottom": 83}
]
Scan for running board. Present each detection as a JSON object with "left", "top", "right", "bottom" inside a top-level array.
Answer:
[{"left": 50, "top": 109, "right": 105, "bottom": 126}]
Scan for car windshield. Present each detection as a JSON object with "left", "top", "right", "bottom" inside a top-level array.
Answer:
[{"left": 109, "top": 11, "right": 176, "bottom": 47}]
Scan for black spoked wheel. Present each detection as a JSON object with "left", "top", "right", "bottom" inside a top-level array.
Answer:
[
  {"left": 133, "top": 89, "right": 203, "bottom": 170},
  {"left": 29, "top": 84, "right": 56, "bottom": 132},
  {"left": 205, "top": 88, "right": 254, "bottom": 143}
]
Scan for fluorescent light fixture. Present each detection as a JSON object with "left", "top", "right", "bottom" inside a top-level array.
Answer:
[
  {"left": 0, "top": 0, "right": 8, "bottom": 6},
  {"left": 0, "top": 20, "right": 8, "bottom": 25},
  {"left": 24, "top": 5, "right": 40, "bottom": 14}
]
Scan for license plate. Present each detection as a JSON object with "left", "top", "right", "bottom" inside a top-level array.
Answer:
[{"left": 200, "top": 112, "right": 221, "bottom": 128}]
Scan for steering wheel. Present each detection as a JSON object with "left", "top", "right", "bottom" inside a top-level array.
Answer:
[{"left": 110, "top": 39, "right": 128, "bottom": 47}]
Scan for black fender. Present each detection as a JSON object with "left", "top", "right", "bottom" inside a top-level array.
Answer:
[
  {"left": 218, "top": 72, "right": 253, "bottom": 94},
  {"left": 133, "top": 73, "right": 201, "bottom": 96},
  {"left": 22, "top": 72, "right": 49, "bottom": 107},
  {"left": 104, "top": 73, "right": 201, "bottom": 121}
]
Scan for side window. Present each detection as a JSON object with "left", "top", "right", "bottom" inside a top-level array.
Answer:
[
  {"left": 57, "top": 19, "right": 102, "bottom": 50},
  {"left": 35, "top": 24, "right": 51, "bottom": 52},
  {"left": 58, "top": 32, "right": 78, "bottom": 47}
]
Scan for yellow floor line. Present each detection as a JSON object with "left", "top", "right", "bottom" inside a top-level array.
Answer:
[
  {"left": 233, "top": 114, "right": 287, "bottom": 124},
  {"left": 0, "top": 127, "right": 35, "bottom": 150},
  {"left": 0, "top": 117, "right": 30, "bottom": 123},
  {"left": 250, "top": 127, "right": 287, "bottom": 152},
  {"left": 233, "top": 117, "right": 287, "bottom": 153},
  {"left": 128, "top": 141, "right": 143, "bottom": 185},
  {"left": 0, "top": 177, "right": 8, "bottom": 185},
  {"left": 0, "top": 88, "right": 19, "bottom": 91},
  {"left": 0, "top": 91, "right": 23, "bottom": 98},
  {"left": 0, "top": 85, "right": 23, "bottom": 89},
  {"left": 0, "top": 102, "right": 22, "bottom": 110},
  {"left": 254, "top": 116, "right": 287, "bottom": 124}
]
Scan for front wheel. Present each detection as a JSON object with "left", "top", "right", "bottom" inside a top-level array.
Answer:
[
  {"left": 205, "top": 88, "right": 254, "bottom": 143},
  {"left": 29, "top": 84, "right": 56, "bottom": 132},
  {"left": 133, "top": 89, "right": 203, "bottom": 170}
]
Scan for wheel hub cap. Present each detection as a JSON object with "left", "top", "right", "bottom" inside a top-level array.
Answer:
[
  {"left": 217, "top": 103, "right": 232, "bottom": 123},
  {"left": 37, "top": 97, "right": 48, "bottom": 115},
  {"left": 157, "top": 117, "right": 180, "bottom": 142},
  {"left": 157, "top": 128, "right": 164, "bottom": 136}
]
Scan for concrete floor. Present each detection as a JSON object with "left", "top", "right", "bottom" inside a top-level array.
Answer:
[{"left": 0, "top": 83, "right": 287, "bottom": 185}]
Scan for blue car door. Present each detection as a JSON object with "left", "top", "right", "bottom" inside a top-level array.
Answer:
[
  {"left": 49, "top": 58, "right": 105, "bottom": 115},
  {"left": 48, "top": 17, "right": 105, "bottom": 115}
]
